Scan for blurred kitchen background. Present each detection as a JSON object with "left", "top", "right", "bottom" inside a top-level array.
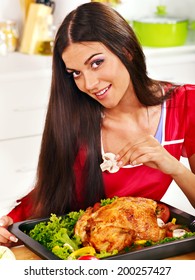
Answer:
[{"left": 0, "top": 0, "right": 195, "bottom": 217}]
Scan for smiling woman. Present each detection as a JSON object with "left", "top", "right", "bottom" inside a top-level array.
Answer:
[{"left": 0, "top": 1, "right": 195, "bottom": 248}]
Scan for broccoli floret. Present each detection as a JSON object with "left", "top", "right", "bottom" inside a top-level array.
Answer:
[{"left": 50, "top": 228, "right": 79, "bottom": 251}]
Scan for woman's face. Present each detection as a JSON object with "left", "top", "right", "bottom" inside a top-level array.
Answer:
[{"left": 62, "top": 42, "right": 132, "bottom": 108}]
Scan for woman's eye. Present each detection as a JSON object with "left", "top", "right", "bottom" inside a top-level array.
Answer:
[
  {"left": 72, "top": 70, "right": 81, "bottom": 78},
  {"left": 66, "top": 70, "right": 80, "bottom": 79},
  {"left": 91, "top": 59, "right": 104, "bottom": 69}
]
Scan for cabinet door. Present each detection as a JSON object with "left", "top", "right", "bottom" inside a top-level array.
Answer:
[
  {"left": 146, "top": 51, "right": 195, "bottom": 84},
  {"left": 0, "top": 136, "right": 42, "bottom": 216},
  {"left": 0, "top": 74, "right": 50, "bottom": 140},
  {"left": 147, "top": 61, "right": 195, "bottom": 84}
]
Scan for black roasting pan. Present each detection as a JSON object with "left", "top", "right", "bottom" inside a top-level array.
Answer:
[{"left": 9, "top": 204, "right": 195, "bottom": 260}]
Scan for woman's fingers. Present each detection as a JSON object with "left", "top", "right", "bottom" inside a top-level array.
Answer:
[
  {"left": 116, "top": 135, "right": 179, "bottom": 174},
  {"left": 0, "top": 215, "right": 13, "bottom": 227},
  {"left": 116, "top": 135, "right": 155, "bottom": 165},
  {"left": 0, "top": 216, "right": 18, "bottom": 244}
]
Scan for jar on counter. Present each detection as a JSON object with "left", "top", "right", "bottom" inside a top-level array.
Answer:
[{"left": 0, "top": 20, "right": 19, "bottom": 53}]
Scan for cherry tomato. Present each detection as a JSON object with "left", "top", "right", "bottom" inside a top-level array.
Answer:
[
  {"left": 166, "top": 223, "right": 180, "bottom": 237},
  {"left": 156, "top": 202, "right": 170, "bottom": 223},
  {"left": 77, "top": 255, "right": 99, "bottom": 260}
]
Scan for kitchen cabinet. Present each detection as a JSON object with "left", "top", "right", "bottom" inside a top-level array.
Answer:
[
  {"left": 144, "top": 45, "right": 195, "bottom": 84},
  {"left": 0, "top": 75, "right": 49, "bottom": 140},
  {"left": 0, "top": 52, "right": 52, "bottom": 216},
  {"left": 0, "top": 136, "right": 42, "bottom": 213}
]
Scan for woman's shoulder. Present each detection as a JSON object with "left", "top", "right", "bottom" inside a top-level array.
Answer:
[
  {"left": 182, "top": 83, "right": 195, "bottom": 90},
  {"left": 166, "top": 83, "right": 195, "bottom": 106},
  {"left": 176, "top": 83, "right": 195, "bottom": 94}
]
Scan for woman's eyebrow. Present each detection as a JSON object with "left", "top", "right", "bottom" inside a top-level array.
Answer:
[{"left": 84, "top": 53, "right": 102, "bottom": 65}]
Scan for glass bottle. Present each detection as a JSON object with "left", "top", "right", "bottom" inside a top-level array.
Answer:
[
  {"left": 36, "top": 15, "right": 56, "bottom": 55},
  {"left": 0, "top": 20, "right": 19, "bottom": 52}
]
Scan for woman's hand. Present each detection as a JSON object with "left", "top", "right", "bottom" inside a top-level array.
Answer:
[
  {"left": 116, "top": 135, "right": 180, "bottom": 175},
  {"left": 115, "top": 135, "right": 195, "bottom": 208},
  {"left": 0, "top": 216, "right": 18, "bottom": 246}
]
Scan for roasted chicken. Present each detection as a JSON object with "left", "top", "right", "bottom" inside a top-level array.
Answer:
[{"left": 74, "top": 196, "right": 166, "bottom": 253}]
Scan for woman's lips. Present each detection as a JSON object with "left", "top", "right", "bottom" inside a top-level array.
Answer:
[{"left": 95, "top": 84, "right": 111, "bottom": 99}]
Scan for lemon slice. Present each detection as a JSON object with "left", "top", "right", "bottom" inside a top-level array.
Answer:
[{"left": 0, "top": 246, "right": 16, "bottom": 260}]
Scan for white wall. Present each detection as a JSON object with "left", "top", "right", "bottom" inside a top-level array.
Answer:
[
  {"left": 0, "top": 0, "right": 22, "bottom": 31},
  {"left": 116, "top": 0, "right": 195, "bottom": 20},
  {"left": 53, "top": 0, "right": 90, "bottom": 26},
  {"left": 1, "top": 0, "right": 195, "bottom": 27},
  {"left": 0, "top": 0, "right": 90, "bottom": 32}
]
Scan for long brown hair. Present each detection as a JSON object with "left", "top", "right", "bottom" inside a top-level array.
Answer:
[{"left": 32, "top": 2, "right": 172, "bottom": 218}]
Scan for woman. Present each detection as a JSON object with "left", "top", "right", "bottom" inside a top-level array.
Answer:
[{"left": 0, "top": 1, "right": 195, "bottom": 246}]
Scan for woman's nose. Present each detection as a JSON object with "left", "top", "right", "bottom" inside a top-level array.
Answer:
[{"left": 84, "top": 72, "right": 99, "bottom": 91}]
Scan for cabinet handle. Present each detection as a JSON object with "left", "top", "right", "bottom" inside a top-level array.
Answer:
[{"left": 13, "top": 104, "right": 47, "bottom": 112}]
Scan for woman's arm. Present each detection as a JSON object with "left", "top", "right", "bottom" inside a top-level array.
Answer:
[{"left": 170, "top": 154, "right": 195, "bottom": 208}]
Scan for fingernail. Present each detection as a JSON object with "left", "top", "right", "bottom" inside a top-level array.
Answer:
[
  {"left": 0, "top": 221, "right": 4, "bottom": 227},
  {"left": 115, "top": 154, "right": 120, "bottom": 160},
  {"left": 10, "top": 236, "right": 18, "bottom": 243},
  {"left": 117, "top": 161, "right": 123, "bottom": 166}
]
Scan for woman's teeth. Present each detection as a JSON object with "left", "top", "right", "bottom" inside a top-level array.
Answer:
[{"left": 96, "top": 86, "right": 109, "bottom": 96}]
